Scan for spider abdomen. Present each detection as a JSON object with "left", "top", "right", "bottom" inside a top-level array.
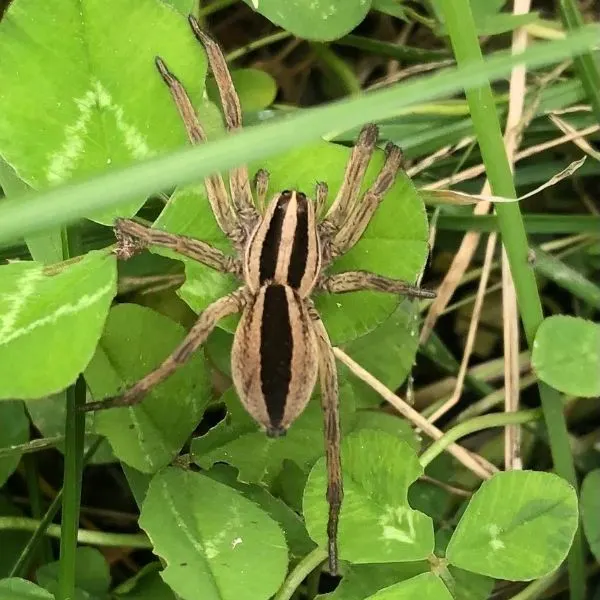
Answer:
[
  {"left": 231, "top": 283, "right": 319, "bottom": 437},
  {"left": 244, "top": 190, "right": 321, "bottom": 298}
]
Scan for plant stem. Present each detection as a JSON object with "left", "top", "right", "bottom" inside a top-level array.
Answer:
[
  {"left": 9, "top": 438, "right": 103, "bottom": 578},
  {"left": 22, "top": 455, "right": 53, "bottom": 565},
  {"left": 57, "top": 375, "right": 87, "bottom": 600},
  {"left": 440, "top": 2, "right": 586, "bottom": 597},
  {"left": 311, "top": 43, "right": 361, "bottom": 96},
  {"left": 274, "top": 548, "right": 328, "bottom": 600},
  {"left": 0, "top": 517, "right": 151, "bottom": 548},
  {"left": 0, "top": 435, "right": 67, "bottom": 458},
  {"left": 226, "top": 31, "right": 292, "bottom": 62},
  {"left": 197, "top": 0, "right": 236, "bottom": 19},
  {"left": 420, "top": 409, "right": 542, "bottom": 468},
  {"left": 508, "top": 570, "right": 562, "bottom": 600}
]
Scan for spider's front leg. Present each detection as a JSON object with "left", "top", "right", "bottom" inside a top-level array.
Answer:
[
  {"left": 321, "top": 124, "right": 378, "bottom": 231},
  {"left": 330, "top": 142, "right": 404, "bottom": 260},
  {"left": 154, "top": 57, "right": 240, "bottom": 242},
  {"left": 188, "top": 16, "right": 256, "bottom": 223},
  {"left": 82, "top": 288, "right": 247, "bottom": 412},
  {"left": 319, "top": 125, "right": 405, "bottom": 265},
  {"left": 156, "top": 16, "right": 260, "bottom": 248},
  {"left": 318, "top": 126, "right": 436, "bottom": 300}
]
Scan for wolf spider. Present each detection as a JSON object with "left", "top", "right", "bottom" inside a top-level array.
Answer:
[{"left": 83, "top": 14, "right": 436, "bottom": 574}]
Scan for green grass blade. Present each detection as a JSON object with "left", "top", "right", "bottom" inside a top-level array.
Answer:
[
  {"left": 436, "top": 213, "right": 600, "bottom": 234},
  {"left": 440, "top": 2, "right": 586, "bottom": 597},
  {"left": 534, "top": 248, "right": 600, "bottom": 310},
  {"left": 310, "top": 43, "right": 361, "bottom": 95},
  {"left": 335, "top": 34, "right": 449, "bottom": 62},
  {"left": 0, "top": 159, "right": 64, "bottom": 264},
  {"left": 0, "top": 26, "right": 598, "bottom": 244},
  {"left": 559, "top": 0, "right": 600, "bottom": 121},
  {"left": 56, "top": 371, "right": 86, "bottom": 596},
  {"left": 9, "top": 438, "right": 102, "bottom": 577}
]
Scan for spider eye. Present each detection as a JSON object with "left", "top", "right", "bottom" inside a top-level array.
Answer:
[
  {"left": 297, "top": 191, "right": 307, "bottom": 200},
  {"left": 281, "top": 189, "right": 291, "bottom": 196}
]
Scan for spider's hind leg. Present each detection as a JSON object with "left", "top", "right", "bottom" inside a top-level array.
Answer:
[
  {"left": 82, "top": 288, "right": 246, "bottom": 412},
  {"left": 309, "top": 306, "right": 343, "bottom": 575}
]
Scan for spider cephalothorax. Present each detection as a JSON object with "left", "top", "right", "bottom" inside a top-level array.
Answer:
[{"left": 83, "top": 14, "right": 435, "bottom": 574}]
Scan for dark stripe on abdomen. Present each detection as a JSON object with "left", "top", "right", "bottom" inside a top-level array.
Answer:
[
  {"left": 260, "top": 285, "right": 293, "bottom": 428},
  {"left": 287, "top": 194, "right": 309, "bottom": 289},
  {"left": 259, "top": 193, "right": 289, "bottom": 284}
]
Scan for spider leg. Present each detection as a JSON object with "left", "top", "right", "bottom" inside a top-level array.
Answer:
[
  {"left": 321, "top": 124, "right": 378, "bottom": 230},
  {"left": 319, "top": 270, "right": 436, "bottom": 299},
  {"left": 326, "top": 143, "right": 404, "bottom": 263},
  {"left": 188, "top": 16, "right": 257, "bottom": 226},
  {"left": 310, "top": 308, "right": 343, "bottom": 575},
  {"left": 253, "top": 168, "right": 269, "bottom": 213},
  {"left": 82, "top": 289, "right": 246, "bottom": 412},
  {"left": 155, "top": 57, "right": 239, "bottom": 242},
  {"left": 114, "top": 218, "right": 240, "bottom": 275},
  {"left": 314, "top": 181, "right": 328, "bottom": 220}
]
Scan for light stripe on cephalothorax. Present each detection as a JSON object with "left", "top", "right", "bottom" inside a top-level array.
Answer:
[
  {"left": 231, "top": 284, "right": 319, "bottom": 436},
  {"left": 244, "top": 190, "right": 321, "bottom": 298}
]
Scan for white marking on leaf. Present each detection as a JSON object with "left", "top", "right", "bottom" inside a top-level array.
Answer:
[
  {"left": 251, "top": 0, "right": 259, "bottom": 8},
  {"left": 0, "top": 282, "right": 114, "bottom": 347},
  {"left": 205, "top": 529, "right": 227, "bottom": 559},
  {"left": 93, "top": 81, "right": 152, "bottom": 160},
  {"left": 160, "top": 477, "right": 205, "bottom": 556},
  {"left": 488, "top": 524, "right": 505, "bottom": 550},
  {"left": 0, "top": 266, "right": 43, "bottom": 343},
  {"left": 322, "top": 4, "right": 337, "bottom": 18},
  {"left": 47, "top": 79, "right": 152, "bottom": 184},
  {"left": 128, "top": 406, "right": 155, "bottom": 471},
  {"left": 379, "top": 505, "right": 417, "bottom": 544},
  {"left": 47, "top": 89, "right": 97, "bottom": 184},
  {"left": 206, "top": 504, "right": 243, "bottom": 559}
]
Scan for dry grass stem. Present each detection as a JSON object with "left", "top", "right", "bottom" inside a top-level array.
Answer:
[
  {"left": 457, "top": 373, "right": 539, "bottom": 423},
  {"left": 500, "top": 0, "right": 532, "bottom": 470},
  {"left": 502, "top": 247, "right": 523, "bottom": 469},
  {"left": 333, "top": 347, "right": 498, "bottom": 479},
  {"left": 407, "top": 137, "right": 475, "bottom": 178},
  {"left": 549, "top": 114, "right": 600, "bottom": 160},
  {"left": 425, "top": 123, "right": 600, "bottom": 191},
  {"left": 414, "top": 349, "right": 531, "bottom": 409},
  {"left": 420, "top": 475, "right": 473, "bottom": 498},
  {"left": 427, "top": 232, "right": 498, "bottom": 424},
  {"left": 368, "top": 59, "right": 455, "bottom": 90},
  {"left": 419, "top": 197, "right": 491, "bottom": 345}
]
